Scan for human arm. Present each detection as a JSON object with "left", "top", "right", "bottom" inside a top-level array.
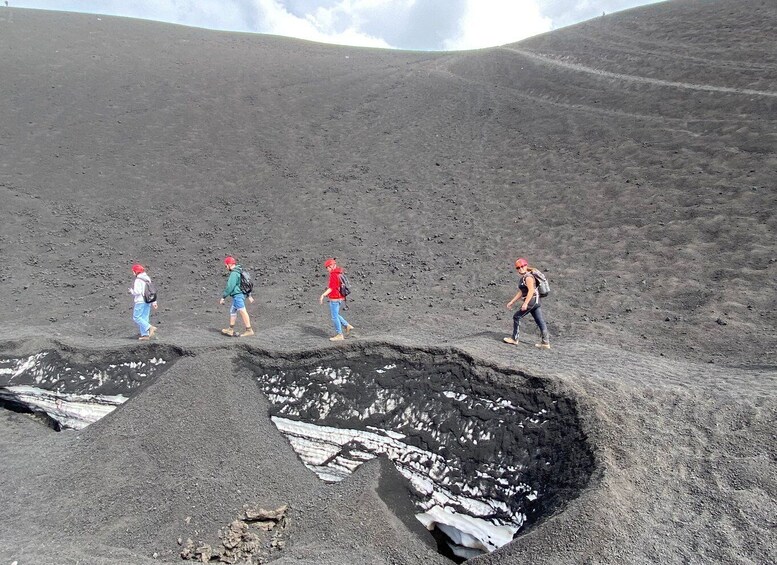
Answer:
[
  {"left": 319, "top": 287, "right": 331, "bottom": 304},
  {"left": 506, "top": 289, "right": 524, "bottom": 309}
]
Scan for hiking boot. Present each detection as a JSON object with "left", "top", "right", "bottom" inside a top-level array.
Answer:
[
  {"left": 535, "top": 342, "right": 551, "bottom": 350},
  {"left": 138, "top": 335, "right": 150, "bottom": 341},
  {"left": 241, "top": 328, "right": 255, "bottom": 337},
  {"left": 344, "top": 324, "right": 354, "bottom": 335},
  {"left": 329, "top": 334, "right": 345, "bottom": 342},
  {"left": 149, "top": 326, "right": 157, "bottom": 338},
  {"left": 503, "top": 337, "right": 518, "bottom": 345},
  {"left": 221, "top": 327, "right": 235, "bottom": 337}
]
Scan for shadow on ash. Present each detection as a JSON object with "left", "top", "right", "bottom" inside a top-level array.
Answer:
[{"left": 240, "top": 347, "right": 596, "bottom": 562}]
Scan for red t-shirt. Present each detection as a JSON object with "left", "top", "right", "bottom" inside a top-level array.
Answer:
[{"left": 328, "top": 268, "right": 344, "bottom": 300}]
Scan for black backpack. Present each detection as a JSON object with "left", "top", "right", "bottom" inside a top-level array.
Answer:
[
  {"left": 338, "top": 273, "right": 351, "bottom": 298},
  {"left": 143, "top": 279, "right": 157, "bottom": 303},
  {"left": 239, "top": 268, "right": 254, "bottom": 295}
]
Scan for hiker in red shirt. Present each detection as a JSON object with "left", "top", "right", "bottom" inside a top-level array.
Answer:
[{"left": 319, "top": 258, "right": 353, "bottom": 341}]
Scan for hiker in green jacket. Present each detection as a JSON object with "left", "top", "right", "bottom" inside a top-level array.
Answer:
[{"left": 219, "top": 256, "right": 254, "bottom": 337}]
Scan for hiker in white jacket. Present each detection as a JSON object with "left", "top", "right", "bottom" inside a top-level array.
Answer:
[{"left": 129, "top": 264, "right": 157, "bottom": 340}]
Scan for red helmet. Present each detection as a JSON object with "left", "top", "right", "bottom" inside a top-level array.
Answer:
[
  {"left": 224, "top": 256, "right": 237, "bottom": 266},
  {"left": 131, "top": 264, "right": 145, "bottom": 275},
  {"left": 515, "top": 258, "right": 528, "bottom": 268},
  {"left": 324, "top": 258, "right": 336, "bottom": 268}
]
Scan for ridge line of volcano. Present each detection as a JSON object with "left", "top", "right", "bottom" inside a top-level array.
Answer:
[{"left": 502, "top": 47, "right": 777, "bottom": 98}]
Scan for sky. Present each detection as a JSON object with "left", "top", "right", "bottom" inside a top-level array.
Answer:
[{"left": 8, "top": 0, "right": 664, "bottom": 51}]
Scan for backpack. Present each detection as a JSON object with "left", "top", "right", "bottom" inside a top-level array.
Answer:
[
  {"left": 338, "top": 273, "right": 351, "bottom": 298},
  {"left": 239, "top": 268, "right": 254, "bottom": 295},
  {"left": 529, "top": 269, "right": 550, "bottom": 297},
  {"left": 143, "top": 278, "right": 157, "bottom": 303}
]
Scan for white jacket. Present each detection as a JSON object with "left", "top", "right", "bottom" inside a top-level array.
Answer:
[{"left": 130, "top": 273, "right": 153, "bottom": 305}]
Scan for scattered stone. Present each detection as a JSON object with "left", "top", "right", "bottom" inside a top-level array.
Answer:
[
  {"left": 179, "top": 538, "right": 195, "bottom": 560},
  {"left": 180, "top": 505, "right": 288, "bottom": 564},
  {"left": 194, "top": 544, "right": 212, "bottom": 562},
  {"left": 242, "top": 503, "right": 287, "bottom": 522}
]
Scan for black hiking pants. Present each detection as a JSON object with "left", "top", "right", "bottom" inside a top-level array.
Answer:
[{"left": 512, "top": 297, "right": 549, "bottom": 342}]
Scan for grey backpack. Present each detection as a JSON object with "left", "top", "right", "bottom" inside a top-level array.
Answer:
[{"left": 530, "top": 270, "right": 550, "bottom": 297}]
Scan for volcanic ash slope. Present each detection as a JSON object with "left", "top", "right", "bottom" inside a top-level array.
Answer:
[{"left": 0, "top": 1, "right": 775, "bottom": 565}]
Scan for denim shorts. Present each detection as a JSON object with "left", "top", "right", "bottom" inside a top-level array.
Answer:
[{"left": 230, "top": 293, "right": 246, "bottom": 314}]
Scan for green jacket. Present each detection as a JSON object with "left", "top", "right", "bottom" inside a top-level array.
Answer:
[{"left": 223, "top": 265, "right": 243, "bottom": 298}]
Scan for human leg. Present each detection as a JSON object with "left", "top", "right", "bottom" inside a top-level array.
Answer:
[
  {"left": 222, "top": 294, "right": 245, "bottom": 336},
  {"left": 133, "top": 302, "right": 151, "bottom": 337},
  {"left": 231, "top": 294, "right": 252, "bottom": 332},
  {"left": 238, "top": 299, "right": 254, "bottom": 336},
  {"left": 530, "top": 306, "right": 549, "bottom": 339},
  {"left": 239, "top": 309, "right": 253, "bottom": 331},
  {"left": 329, "top": 300, "right": 343, "bottom": 335},
  {"left": 337, "top": 311, "right": 349, "bottom": 332},
  {"left": 143, "top": 303, "right": 157, "bottom": 337},
  {"left": 146, "top": 308, "right": 157, "bottom": 337},
  {"left": 511, "top": 308, "right": 532, "bottom": 340},
  {"left": 530, "top": 305, "right": 550, "bottom": 348},
  {"left": 504, "top": 297, "right": 539, "bottom": 344}
]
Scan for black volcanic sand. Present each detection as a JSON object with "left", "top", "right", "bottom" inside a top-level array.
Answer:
[{"left": 0, "top": 1, "right": 775, "bottom": 564}]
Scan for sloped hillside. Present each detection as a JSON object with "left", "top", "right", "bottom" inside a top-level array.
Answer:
[{"left": 0, "top": 1, "right": 774, "bottom": 364}]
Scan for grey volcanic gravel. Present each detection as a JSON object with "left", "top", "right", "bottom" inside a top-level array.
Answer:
[{"left": 0, "top": 1, "right": 776, "bottom": 564}]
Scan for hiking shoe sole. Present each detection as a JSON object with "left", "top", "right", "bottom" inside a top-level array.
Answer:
[{"left": 535, "top": 343, "right": 551, "bottom": 349}]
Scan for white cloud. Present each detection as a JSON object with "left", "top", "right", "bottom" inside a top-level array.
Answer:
[
  {"left": 255, "top": 0, "right": 393, "bottom": 47},
  {"left": 13, "top": 0, "right": 249, "bottom": 32},
  {"left": 443, "top": 0, "right": 552, "bottom": 50},
  {"left": 12, "top": 0, "right": 661, "bottom": 50}
]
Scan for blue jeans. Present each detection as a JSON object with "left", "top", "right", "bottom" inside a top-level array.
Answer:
[
  {"left": 133, "top": 302, "right": 152, "bottom": 336},
  {"left": 512, "top": 298, "right": 549, "bottom": 342},
  {"left": 329, "top": 300, "right": 349, "bottom": 335},
  {"left": 230, "top": 293, "right": 246, "bottom": 315}
]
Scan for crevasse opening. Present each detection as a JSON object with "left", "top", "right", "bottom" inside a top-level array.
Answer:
[{"left": 241, "top": 349, "right": 595, "bottom": 561}]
